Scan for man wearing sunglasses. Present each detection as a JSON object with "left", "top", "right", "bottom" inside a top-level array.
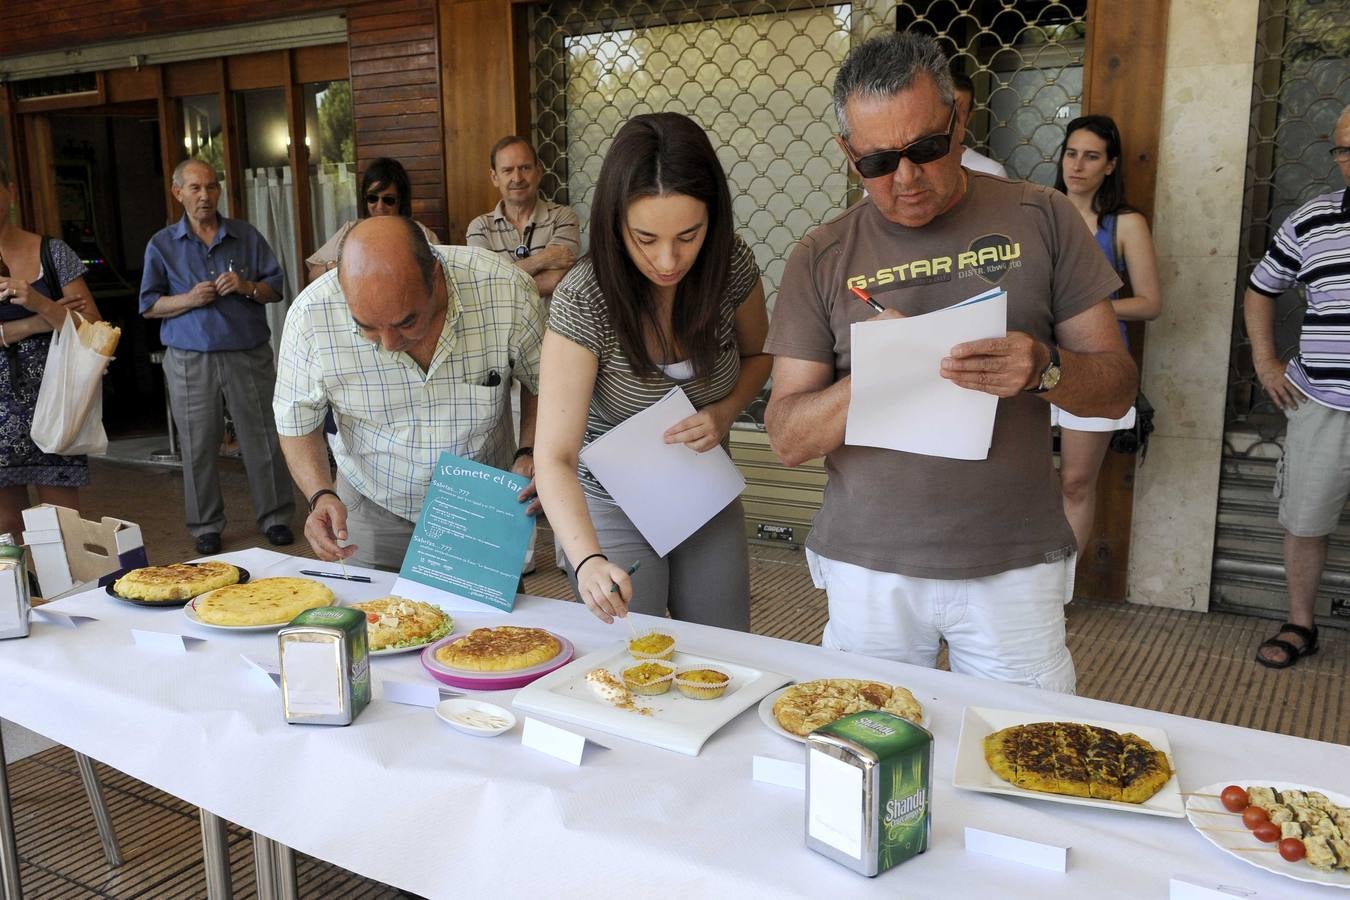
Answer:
[
  {"left": 466, "top": 136, "right": 580, "bottom": 300},
  {"left": 765, "top": 33, "right": 1136, "bottom": 693}
]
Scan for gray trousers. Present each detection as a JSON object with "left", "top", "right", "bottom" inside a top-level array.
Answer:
[
  {"left": 565, "top": 495, "right": 750, "bottom": 631},
  {"left": 335, "top": 474, "right": 414, "bottom": 572},
  {"left": 164, "top": 344, "right": 295, "bottom": 537}
]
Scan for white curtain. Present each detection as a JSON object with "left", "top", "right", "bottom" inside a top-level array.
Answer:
[
  {"left": 312, "top": 162, "right": 358, "bottom": 247},
  {"left": 244, "top": 167, "right": 298, "bottom": 360}
]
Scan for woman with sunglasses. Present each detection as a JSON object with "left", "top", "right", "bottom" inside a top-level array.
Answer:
[
  {"left": 535, "top": 113, "right": 770, "bottom": 628},
  {"left": 1051, "top": 115, "right": 1162, "bottom": 551},
  {"left": 305, "top": 157, "right": 438, "bottom": 282}
]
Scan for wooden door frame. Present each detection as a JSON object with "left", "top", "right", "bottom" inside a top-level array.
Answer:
[{"left": 1076, "top": 0, "right": 1170, "bottom": 600}]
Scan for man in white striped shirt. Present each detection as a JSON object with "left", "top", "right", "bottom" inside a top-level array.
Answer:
[
  {"left": 274, "top": 216, "right": 544, "bottom": 570},
  {"left": 1243, "top": 104, "right": 1350, "bottom": 669}
]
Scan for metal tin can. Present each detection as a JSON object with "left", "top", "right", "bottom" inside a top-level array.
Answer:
[
  {"left": 805, "top": 711, "right": 933, "bottom": 877},
  {"left": 0, "top": 534, "right": 31, "bottom": 640},
  {"left": 277, "top": 606, "right": 371, "bottom": 725}
]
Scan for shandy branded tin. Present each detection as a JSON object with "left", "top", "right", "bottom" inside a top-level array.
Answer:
[
  {"left": 0, "top": 534, "right": 31, "bottom": 640},
  {"left": 278, "top": 606, "right": 371, "bottom": 725},
  {"left": 804, "top": 711, "right": 933, "bottom": 876}
]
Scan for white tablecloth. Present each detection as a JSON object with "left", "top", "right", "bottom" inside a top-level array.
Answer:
[{"left": 0, "top": 548, "right": 1345, "bottom": 898}]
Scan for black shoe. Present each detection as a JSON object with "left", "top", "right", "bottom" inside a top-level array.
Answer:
[
  {"left": 266, "top": 525, "right": 294, "bottom": 546},
  {"left": 195, "top": 533, "right": 222, "bottom": 555}
]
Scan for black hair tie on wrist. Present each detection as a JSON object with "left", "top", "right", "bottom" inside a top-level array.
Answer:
[
  {"left": 574, "top": 552, "right": 608, "bottom": 575},
  {"left": 308, "top": 488, "right": 339, "bottom": 512}
]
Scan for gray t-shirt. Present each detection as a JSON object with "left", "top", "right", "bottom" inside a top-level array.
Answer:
[
  {"left": 548, "top": 235, "right": 760, "bottom": 503},
  {"left": 764, "top": 174, "right": 1120, "bottom": 579}
]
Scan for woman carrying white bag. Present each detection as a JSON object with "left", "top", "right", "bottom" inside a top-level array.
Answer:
[{"left": 0, "top": 159, "right": 108, "bottom": 540}]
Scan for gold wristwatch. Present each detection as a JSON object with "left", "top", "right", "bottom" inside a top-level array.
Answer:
[{"left": 1027, "top": 343, "right": 1061, "bottom": 394}]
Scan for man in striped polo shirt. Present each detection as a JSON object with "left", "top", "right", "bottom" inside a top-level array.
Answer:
[
  {"left": 466, "top": 136, "right": 581, "bottom": 300},
  {"left": 1243, "top": 104, "right": 1350, "bottom": 669}
]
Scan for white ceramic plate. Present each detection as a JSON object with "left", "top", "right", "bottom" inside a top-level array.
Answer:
[
  {"left": 1187, "top": 780, "right": 1350, "bottom": 889},
  {"left": 951, "top": 705, "right": 1185, "bottom": 818},
  {"left": 435, "top": 699, "right": 516, "bottom": 737},
  {"left": 512, "top": 641, "right": 790, "bottom": 756},
  {"left": 182, "top": 592, "right": 333, "bottom": 632},
  {"left": 756, "top": 683, "right": 929, "bottom": 744}
]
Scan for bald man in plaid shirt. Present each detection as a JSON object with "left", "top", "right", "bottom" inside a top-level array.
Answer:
[{"left": 275, "top": 216, "right": 544, "bottom": 570}]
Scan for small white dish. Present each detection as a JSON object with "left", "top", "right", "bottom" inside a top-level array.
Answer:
[{"left": 435, "top": 699, "right": 516, "bottom": 737}]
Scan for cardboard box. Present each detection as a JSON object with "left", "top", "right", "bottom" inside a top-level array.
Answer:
[{"left": 21, "top": 504, "right": 148, "bottom": 599}]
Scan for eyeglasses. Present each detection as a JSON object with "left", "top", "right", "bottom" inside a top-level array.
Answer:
[
  {"left": 1331, "top": 146, "right": 1350, "bottom": 162},
  {"left": 514, "top": 223, "right": 538, "bottom": 259},
  {"left": 844, "top": 104, "right": 959, "bottom": 179},
  {"left": 365, "top": 192, "right": 399, "bottom": 209}
]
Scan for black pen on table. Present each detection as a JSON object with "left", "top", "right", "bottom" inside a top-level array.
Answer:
[
  {"left": 849, "top": 285, "right": 887, "bottom": 314},
  {"left": 300, "top": 569, "right": 372, "bottom": 583}
]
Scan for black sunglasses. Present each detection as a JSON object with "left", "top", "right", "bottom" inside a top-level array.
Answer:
[
  {"left": 845, "top": 104, "right": 958, "bottom": 179},
  {"left": 365, "top": 192, "right": 399, "bottom": 208}
]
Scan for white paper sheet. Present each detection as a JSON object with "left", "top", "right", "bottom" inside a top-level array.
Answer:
[
  {"left": 579, "top": 387, "right": 745, "bottom": 556},
  {"left": 846, "top": 289, "right": 1007, "bottom": 460}
]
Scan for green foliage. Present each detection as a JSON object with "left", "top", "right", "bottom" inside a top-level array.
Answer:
[{"left": 316, "top": 82, "right": 355, "bottom": 167}]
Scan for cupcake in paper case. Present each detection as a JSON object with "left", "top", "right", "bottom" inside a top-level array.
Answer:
[
  {"left": 628, "top": 629, "right": 676, "bottom": 661},
  {"left": 673, "top": 667, "right": 731, "bottom": 700},
  {"left": 622, "top": 661, "right": 675, "bottom": 695}
]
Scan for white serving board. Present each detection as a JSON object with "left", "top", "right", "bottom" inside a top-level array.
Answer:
[
  {"left": 952, "top": 705, "right": 1185, "bottom": 818},
  {"left": 512, "top": 641, "right": 790, "bottom": 756}
]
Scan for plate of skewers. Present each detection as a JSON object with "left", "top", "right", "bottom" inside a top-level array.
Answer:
[{"left": 1186, "top": 780, "right": 1350, "bottom": 888}]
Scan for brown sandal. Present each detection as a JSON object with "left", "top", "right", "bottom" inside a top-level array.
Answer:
[{"left": 1255, "top": 622, "right": 1319, "bottom": 669}]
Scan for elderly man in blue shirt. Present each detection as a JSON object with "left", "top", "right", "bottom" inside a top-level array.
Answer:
[{"left": 140, "top": 158, "right": 296, "bottom": 555}]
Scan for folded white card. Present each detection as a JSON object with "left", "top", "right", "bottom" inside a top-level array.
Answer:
[
  {"left": 1168, "top": 876, "right": 1259, "bottom": 899},
  {"left": 580, "top": 386, "right": 745, "bottom": 557},
  {"left": 241, "top": 653, "right": 281, "bottom": 689},
  {"left": 131, "top": 629, "right": 204, "bottom": 653},
  {"left": 847, "top": 289, "right": 1006, "bottom": 460},
  {"left": 32, "top": 608, "right": 97, "bottom": 628},
  {"left": 964, "top": 826, "right": 1068, "bottom": 872},
  {"left": 521, "top": 716, "right": 588, "bottom": 765},
  {"left": 753, "top": 755, "right": 805, "bottom": 790},
  {"left": 381, "top": 679, "right": 442, "bottom": 708}
]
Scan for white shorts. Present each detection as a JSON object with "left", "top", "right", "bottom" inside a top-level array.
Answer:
[
  {"left": 1051, "top": 404, "right": 1137, "bottom": 433},
  {"left": 807, "top": 549, "right": 1077, "bottom": 693}
]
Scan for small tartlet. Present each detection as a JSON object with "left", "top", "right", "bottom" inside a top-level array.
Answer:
[
  {"left": 674, "top": 666, "right": 730, "bottom": 699},
  {"left": 628, "top": 629, "right": 676, "bottom": 661},
  {"left": 621, "top": 661, "right": 675, "bottom": 695}
]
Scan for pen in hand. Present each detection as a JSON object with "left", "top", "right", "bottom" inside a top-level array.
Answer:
[
  {"left": 610, "top": 561, "right": 642, "bottom": 634},
  {"left": 849, "top": 285, "right": 887, "bottom": 314}
]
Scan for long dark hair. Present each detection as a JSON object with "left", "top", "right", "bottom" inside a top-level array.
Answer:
[
  {"left": 359, "top": 157, "right": 414, "bottom": 219},
  {"left": 588, "top": 112, "right": 733, "bottom": 381},
  {"left": 1054, "top": 115, "right": 1134, "bottom": 226}
]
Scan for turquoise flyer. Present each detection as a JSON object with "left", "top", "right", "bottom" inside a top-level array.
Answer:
[{"left": 398, "top": 451, "right": 533, "bottom": 612}]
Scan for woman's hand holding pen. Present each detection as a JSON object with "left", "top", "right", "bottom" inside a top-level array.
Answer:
[{"left": 576, "top": 555, "right": 634, "bottom": 623}]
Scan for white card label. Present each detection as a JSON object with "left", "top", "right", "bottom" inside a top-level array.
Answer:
[
  {"left": 964, "top": 827, "right": 1068, "bottom": 872},
  {"left": 807, "top": 748, "right": 863, "bottom": 860},
  {"left": 32, "top": 608, "right": 96, "bottom": 629},
  {"left": 281, "top": 640, "right": 342, "bottom": 717},
  {"left": 521, "top": 717, "right": 587, "bottom": 765},
  {"left": 381, "top": 679, "right": 441, "bottom": 708},
  {"left": 753, "top": 755, "right": 805, "bottom": 790},
  {"left": 1169, "top": 876, "right": 1258, "bottom": 899},
  {"left": 241, "top": 653, "right": 281, "bottom": 689},
  {"left": 131, "top": 629, "right": 203, "bottom": 653}
]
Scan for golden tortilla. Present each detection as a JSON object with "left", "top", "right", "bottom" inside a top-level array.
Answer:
[
  {"left": 982, "top": 722, "right": 1172, "bottom": 804},
  {"left": 195, "top": 577, "right": 334, "bottom": 626},
  {"left": 434, "top": 626, "right": 560, "bottom": 672},
  {"left": 114, "top": 562, "right": 240, "bottom": 601}
]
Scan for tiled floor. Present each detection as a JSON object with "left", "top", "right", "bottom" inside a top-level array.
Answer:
[{"left": 3, "top": 452, "right": 1345, "bottom": 897}]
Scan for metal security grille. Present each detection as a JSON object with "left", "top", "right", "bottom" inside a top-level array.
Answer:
[
  {"left": 524, "top": 0, "right": 1088, "bottom": 316},
  {"left": 1213, "top": 0, "right": 1350, "bottom": 619}
]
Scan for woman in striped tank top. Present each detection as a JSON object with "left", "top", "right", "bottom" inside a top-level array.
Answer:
[
  {"left": 1052, "top": 115, "right": 1163, "bottom": 553},
  {"left": 535, "top": 113, "right": 771, "bottom": 627}
]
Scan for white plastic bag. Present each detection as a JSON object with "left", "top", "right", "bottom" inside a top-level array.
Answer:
[{"left": 29, "top": 313, "right": 110, "bottom": 456}]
